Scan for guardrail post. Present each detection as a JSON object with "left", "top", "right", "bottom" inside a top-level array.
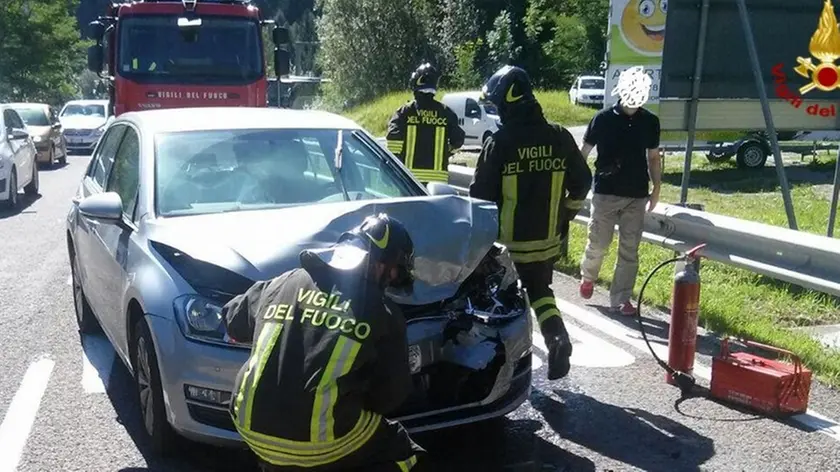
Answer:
[{"left": 828, "top": 144, "right": 840, "bottom": 237}]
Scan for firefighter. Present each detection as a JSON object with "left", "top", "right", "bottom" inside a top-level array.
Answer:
[
  {"left": 386, "top": 62, "right": 465, "bottom": 185},
  {"left": 469, "top": 65, "right": 593, "bottom": 381},
  {"left": 223, "top": 214, "right": 425, "bottom": 471}
]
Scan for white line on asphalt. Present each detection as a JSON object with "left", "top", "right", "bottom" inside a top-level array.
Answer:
[
  {"left": 0, "top": 357, "right": 55, "bottom": 472},
  {"left": 556, "top": 297, "right": 840, "bottom": 443},
  {"left": 82, "top": 334, "right": 116, "bottom": 394},
  {"left": 66, "top": 275, "right": 72, "bottom": 286},
  {"left": 531, "top": 319, "right": 636, "bottom": 368}
]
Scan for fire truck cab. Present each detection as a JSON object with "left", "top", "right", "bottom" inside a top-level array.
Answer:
[{"left": 86, "top": 0, "right": 290, "bottom": 116}]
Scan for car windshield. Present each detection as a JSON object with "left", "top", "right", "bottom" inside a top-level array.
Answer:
[
  {"left": 119, "top": 15, "right": 263, "bottom": 85},
  {"left": 155, "top": 128, "right": 419, "bottom": 216},
  {"left": 581, "top": 79, "right": 605, "bottom": 89},
  {"left": 61, "top": 104, "right": 106, "bottom": 118},
  {"left": 14, "top": 107, "right": 50, "bottom": 126}
]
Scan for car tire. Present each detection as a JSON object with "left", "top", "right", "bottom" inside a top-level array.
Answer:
[
  {"left": 70, "top": 251, "right": 100, "bottom": 334},
  {"left": 736, "top": 142, "right": 768, "bottom": 169},
  {"left": 58, "top": 144, "right": 67, "bottom": 165},
  {"left": 133, "top": 318, "right": 178, "bottom": 457},
  {"left": 24, "top": 163, "right": 39, "bottom": 196},
  {"left": 3, "top": 170, "right": 18, "bottom": 209}
]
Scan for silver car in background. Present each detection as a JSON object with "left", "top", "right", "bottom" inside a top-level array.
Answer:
[
  {"left": 59, "top": 99, "right": 112, "bottom": 154},
  {"left": 66, "top": 107, "right": 532, "bottom": 456}
]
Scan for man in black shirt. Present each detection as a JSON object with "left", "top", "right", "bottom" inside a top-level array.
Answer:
[{"left": 578, "top": 66, "right": 661, "bottom": 315}]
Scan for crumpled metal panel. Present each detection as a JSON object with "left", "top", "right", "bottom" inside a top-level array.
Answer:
[{"left": 145, "top": 194, "right": 500, "bottom": 306}]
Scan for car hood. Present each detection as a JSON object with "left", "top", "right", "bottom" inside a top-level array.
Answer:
[
  {"left": 144, "top": 195, "right": 500, "bottom": 305},
  {"left": 25, "top": 126, "right": 51, "bottom": 138},
  {"left": 60, "top": 116, "right": 106, "bottom": 130}
]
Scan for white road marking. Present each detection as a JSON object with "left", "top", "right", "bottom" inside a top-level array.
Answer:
[
  {"left": 556, "top": 297, "right": 840, "bottom": 443},
  {"left": 0, "top": 357, "right": 55, "bottom": 472},
  {"left": 531, "top": 316, "right": 635, "bottom": 368},
  {"left": 81, "top": 334, "right": 116, "bottom": 394},
  {"left": 66, "top": 275, "right": 72, "bottom": 286},
  {"left": 531, "top": 353, "right": 544, "bottom": 370}
]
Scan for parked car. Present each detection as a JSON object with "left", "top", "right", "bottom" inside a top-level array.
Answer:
[
  {"left": 1, "top": 105, "right": 39, "bottom": 208},
  {"left": 441, "top": 91, "right": 500, "bottom": 147},
  {"left": 66, "top": 107, "right": 532, "bottom": 455},
  {"left": 569, "top": 75, "right": 605, "bottom": 108},
  {"left": 9, "top": 102, "right": 68, "bottom": 167},
  {"left": 58, "top": 99, "right": 112, "bottom": 155}
]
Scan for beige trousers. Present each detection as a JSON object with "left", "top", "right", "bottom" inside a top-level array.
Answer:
[{"left": 580, "top": 193, "right": 648, "bottom": 307}]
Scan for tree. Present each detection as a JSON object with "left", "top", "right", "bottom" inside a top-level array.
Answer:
[
  {"left": 0, "top": 0, "right": 89, "bottom": 104},
  {"left": 524, "top": 0, "right": 590, "bottom": 88},
  {"left": 486, "top": 10, "right": 520, "bottom": 72},
  {"left": 316, "top": 0, "right": 433, "bottom": 106}
]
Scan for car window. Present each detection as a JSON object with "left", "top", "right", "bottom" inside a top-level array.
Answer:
[
  {"left": 153, "top": 128, "right": 419, "bottom": 216},
  {"left": 480, "top": 100, "right": 498, "bottom": 116},
  {"left": 581, "top": 79, "right": 605, "bottom": 89},
  {"left": 61, "top": 104, "right": 107, "bottom": 118},
  {"left": 4, "top": 109, "right": 25, "bottom": 129},
  {"left": 465, "top": 99, "right": 482, "bottom": 119},
  {"left": 14, "top": 107, "right": 51, "bottom": 127},
  {"left": 91, "top": 125, "right": 127, "bottom": 188},
  {"left": 106, "top": 127, "right": 141, "bottom": 218}
]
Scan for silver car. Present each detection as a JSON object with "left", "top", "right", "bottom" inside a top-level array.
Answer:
[{"left": 66, "top": 107, "right": 532, "bottom": 456}]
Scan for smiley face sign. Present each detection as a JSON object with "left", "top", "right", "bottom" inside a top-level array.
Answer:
[{"left": 620, "top": 0, "right": 668, "bottom": 56}]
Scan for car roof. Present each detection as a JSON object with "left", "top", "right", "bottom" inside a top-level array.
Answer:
[
  {"left": 117, "top": 107, "right": 363, "bottom": 134},
  {"left": 7, "top": 102, "right": 48, "bottom": 109},
  {"left": 63, "top": 100, "right": 109, "bottom": 106},
  {"left": 443, "top": 91, "right": 482, "bottom": 100}
]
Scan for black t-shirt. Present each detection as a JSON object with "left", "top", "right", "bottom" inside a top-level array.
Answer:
[{"left": 583, "top": 104, "right": 660, "bottom": 198}]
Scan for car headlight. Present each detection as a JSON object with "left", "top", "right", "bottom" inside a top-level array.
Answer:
[
  {"left": 33, "top": 135, "right": 42, "bottom": 143},
  {"left": 91, "top": 126, "right": 105, "bottom": 136},
  {"left": 173, "top": 294, "right": 243, "bottom": 346}
]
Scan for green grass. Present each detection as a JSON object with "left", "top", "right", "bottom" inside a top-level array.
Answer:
[
  {"left": 556, "top": 152, "right": 840, "bottom": 388},
  {"left": 343, "top": 89, "right": 597, "bottom": 137}
]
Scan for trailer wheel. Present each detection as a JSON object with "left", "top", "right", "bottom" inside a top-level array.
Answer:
[{"left": 736, "top": 142, "right": 768, "bottom": 169}]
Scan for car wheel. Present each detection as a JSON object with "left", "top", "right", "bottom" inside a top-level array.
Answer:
[
  {"left": 3, "top": 170, "right": 18, "bottom": 209},
  {"left": 70, "top": 251, "right": 99, "bottom": 333},
  {"left": 133, "top": 318, "right": 177, "bottom": 456},
  {"left": 24, "top": 163, "right": 39, "bottom": 196},
  {"left": 58, "top": 144, "right": 67, "bottom": 165},
  {"left": 736, "top": 142, "right": 768, "bottom": 169}
]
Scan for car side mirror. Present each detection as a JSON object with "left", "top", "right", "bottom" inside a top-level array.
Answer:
[
  {"left": 9, "top": 128, "right": 29, "bottom": 140},
  {"left": 87, "top": 44, "right": 104, "bottom": 73},
  {"left": 52, "top": 122, "right": 62, "bottom": 130},
  {"left": 426, "top": 182, "right": 459, "bottom": 196},
  {"left": 79, "top": 192, "right": 124, "bottom": 223}
]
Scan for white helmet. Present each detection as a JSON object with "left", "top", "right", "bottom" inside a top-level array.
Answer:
[{"left": 611, "top": 66, "right": 652, "bottom": 109}]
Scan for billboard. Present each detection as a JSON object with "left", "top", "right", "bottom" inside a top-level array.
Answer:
[
  {"left": 605, "top": 0, "right": 670, "bottom": 113},
  {"left": 659, "top": 0, "right": 840, "bottom": 131}
]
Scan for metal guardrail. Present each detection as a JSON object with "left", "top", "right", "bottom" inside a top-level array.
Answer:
[{"left": 447, "top": 164, "right": 840, "bottom": 298}]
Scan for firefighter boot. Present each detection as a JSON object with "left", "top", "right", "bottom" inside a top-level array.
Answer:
[{"left": 542, "top": 316, "right": 573, "bottom": 380}]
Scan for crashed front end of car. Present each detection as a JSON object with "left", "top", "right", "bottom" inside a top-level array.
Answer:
[
  {"left": 143, "top": 195, "right": 533, "bottom": 441},
  {"left": 393, "top": 242, "right": 532, "bottom": 430}
]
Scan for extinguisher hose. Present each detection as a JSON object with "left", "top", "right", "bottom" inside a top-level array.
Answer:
[{"left": 636, "top": 256, "right": 698, "bottom": 396}]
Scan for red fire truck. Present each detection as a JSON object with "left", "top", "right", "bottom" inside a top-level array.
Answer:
[{"left": 86, "top": 0, "right": 290, "bottom": 116}]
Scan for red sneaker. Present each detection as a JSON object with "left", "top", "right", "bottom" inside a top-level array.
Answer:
[
  {"left": 613, "top": 301, "right": 636, "bottom": 316},
  {"left": 579, "top": 279, "right": 594, "bottom": 299}
]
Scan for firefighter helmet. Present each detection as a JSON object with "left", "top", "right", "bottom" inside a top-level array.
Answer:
[
  {"left": 480, "top": 65, "right": 536, "bottom": 108},
  {"left": 410, "top": 62, "right": 440, "bottom": 94}
]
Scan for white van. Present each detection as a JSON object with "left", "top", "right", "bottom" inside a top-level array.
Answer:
[{"left": 441, "top": 91, "right": 500, "bottom": 147}]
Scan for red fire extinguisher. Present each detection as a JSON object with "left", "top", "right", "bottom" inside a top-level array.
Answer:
[
  {"left": 635, "top": 243, "right": 706, "bottom": 395},
  {"left": 666, "top": 246, "right": 704, "bottom": 386}
]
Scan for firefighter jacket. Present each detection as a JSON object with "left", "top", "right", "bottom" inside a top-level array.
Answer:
[
  {"left": 222, "top": 266, "right": 413, "bottom": 468},
  {"left": 469, "top": 102, "right": 592, "bottom": 264},
  {"left": 386, "top": 94, "right": 466, "bottom": 183}
]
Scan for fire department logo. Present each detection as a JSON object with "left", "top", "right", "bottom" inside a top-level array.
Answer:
[{"left": 794, "top": 0, "right": 840, "bottom": 94}]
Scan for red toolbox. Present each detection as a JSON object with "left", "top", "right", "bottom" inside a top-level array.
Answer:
[{"left": 710, "top": 337, "right": 812, "bottom": 416}]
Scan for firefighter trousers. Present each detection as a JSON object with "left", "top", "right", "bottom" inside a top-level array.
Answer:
[
  {"left": 515, "top": 260, "right": 567, "bottom": 342},
  {"left": 255, "top": 418, "right": 426, "bottom": 472}
]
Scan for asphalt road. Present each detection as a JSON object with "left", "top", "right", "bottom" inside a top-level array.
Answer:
[{"left": 1, "top": 154, "right": 839, "bottom": 472}]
